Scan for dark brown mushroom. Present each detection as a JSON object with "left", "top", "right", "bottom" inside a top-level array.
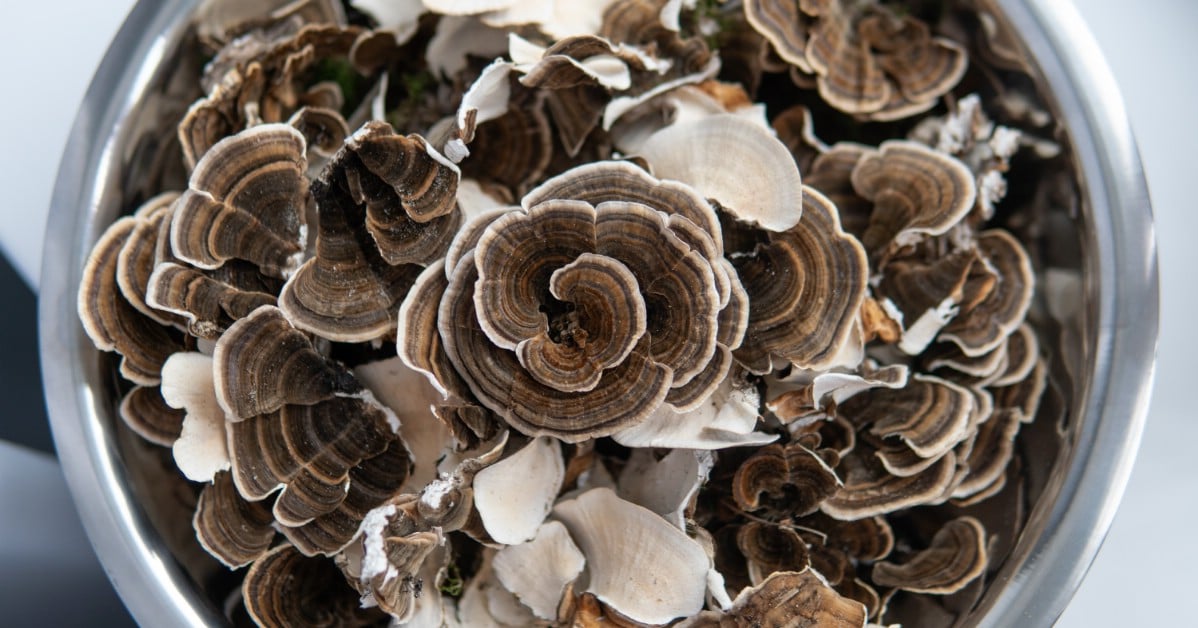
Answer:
[
  {"left": 145, "top": 262, "right": 277, "bottom": 340},
  {"left": 277, "top": 134, "right": 429, "bottom": 342},
  {"left": 243, "top": 544, "right": 384, "bottom": 627},
  {"left": 213, "top": 305, "right": 362, "bottom": 420},
  {"left": 822, "top": 450, "right": 957, "bottom": 520},
  {"left": 282, "top": 440, "right": 413, "bottom": 555},
  {"left": 78, "top": 217, "right": 183, "bottom": 385},
  {"left": 118, "top": 385, "right": 186, "bottom": 447},
  {"left": 732, "top": 443, "right": 842, "bottom": 519},
  {"left": 707, "top": 569, "right": 868, "bottom": 627},
  {"left": 193, "top": 471, "right": 275, "bottom": 569},
  {"left": 872, "top": 517, "right": 987, "bottom": 594},
  {"left": 170, "top": 124, "right": 309, "bottom": 278},
  {"left": 733, "top": 186, "right": 869, "bottom": 373},
  {"left": 737, "top": 522, "right": 811, "bottom": 583},
  {"left": 841, "top": 374, "right": 975, "bottom": 460},
  {"left": 941, "top": 229, "right": 1035, "bottom": 357},
  {"left": 115, "top": 192, "right": 186, "bottom": 328},
  {"left": 226, "top": 395, "right": 398, "bottom": 526}
]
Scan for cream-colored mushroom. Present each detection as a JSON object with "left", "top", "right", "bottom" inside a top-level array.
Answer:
[{"left": 473, "top": 436, "right": 565, "bottom": 544}]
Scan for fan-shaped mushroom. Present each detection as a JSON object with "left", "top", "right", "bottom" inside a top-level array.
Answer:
[
  {"left": 732, "top": 442, "right": 842, "bottom": 519},
  {"left": 733, "top": 186, "right": 869, "bottom": 373},
  {"left": 473, "top": 436, "right": 565, "bottom": 544},
  {"left": 118, "top": 386, "right": 185, "bottom": 447},
  {"left": 243, "top": 544, "right": 384, "bottom": 627},
  {"left": 822, "top": 450, "right": 957, "bottom": 520},
  {"left": 170, "top": 124, "right": 309, "bottom": 277},
  {"left": 872, "top": 516, "right": 987, "bottom": 594},
  {"left": 193, "top": 471, "right": 275, "bottom": 568},
  {"left": 940, "top": 230, "right": 1034, "bottom": 357},
  {"left": 689, "top": 569, "right": 867, "bottom": 627},
  {"left": 160, "top": 352, "right": 230, "bottom": 483},
  {"left": 213, "top": 305, "right": 362, "bottom": 420},
  {"left": 492, "top": 520, "right": 586, "bottom": 621}
]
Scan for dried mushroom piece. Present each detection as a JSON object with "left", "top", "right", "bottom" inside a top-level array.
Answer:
[
  {"left": 688, "top": 569, "right": 867, "bottom": 628},
  {"left": 118, "top": 386, "right": 185, "bottom": 447},
  {"left": 115, "top": 192, "right": 187, "bottom": 328},
  {"left": 160, "top": 352, "right": 231, "bottom": 483},
  {"left": 733, "top": 442, "right": 842, "bottom": 519},
  {"left": 553, "top": 487, "right": 710, "bottom": 625},
  {"left": 851, "top": 140, "right": 976, "bottom": 259},
  {"left": 492, "top": 520, "right": 586, "bottom": 621},
  {"left": 194, "top": 472, "right": 275, "bottom": 569},
  {"left": 872, "top": 517, "right": 988, "bottom": 594},
  {"left": 243, "top": 544, "right": 384, "bottom": 627},
  {"left": 78, "top": 217, "right": 183, "bottom": 385},
  {"left": 170, "top": 124, "right": 309, "bottom": 278},
  {"left": 940, "top": 230, "right": 1035, "bottom": 357},
  {"left": 822, "top": 450, "right": 957, "bottom": 520},
  {"left": 145, "top": 262, "right": 277, "bottom": 339},
  {"left": 473, "top": 436, "right": 565, "bottom": 544},
  {"left": 278, "top": 134, "right": 429, "bottom": 342},
  {"left": 213, "top": 306, "right": 362, "bottom": 420},
  {"left": 734, "top": 186, "right": 869, "bottom": 373},
  {"left": 226, "top": 394, "right": 399, "bottom": 526}
]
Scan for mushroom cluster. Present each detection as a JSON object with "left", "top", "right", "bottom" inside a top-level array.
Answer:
[{"left": 79, "top": 0, "right": 1064, "bottom": 626}]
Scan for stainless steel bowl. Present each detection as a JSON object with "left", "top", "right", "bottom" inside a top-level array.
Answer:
[{"left": 40, "top": 1, "right": 1158, "bottom": 625}]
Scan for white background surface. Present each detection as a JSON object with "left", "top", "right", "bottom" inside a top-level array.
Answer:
[{"left": 0, "top": 1, "right": 1192, "bottom": 625}]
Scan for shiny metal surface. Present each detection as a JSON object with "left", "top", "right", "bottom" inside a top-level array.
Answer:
[{"left": 39, "top": 0, "right": 1157, "bottom": 626}]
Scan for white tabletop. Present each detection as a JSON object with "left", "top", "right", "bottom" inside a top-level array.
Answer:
[{"left": 1, "top": 1, "right": 1191, "bottom": 625}]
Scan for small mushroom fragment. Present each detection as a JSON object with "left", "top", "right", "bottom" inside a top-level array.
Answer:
[
  {"left": 872, "top": 517, "right": 987, "bottom": 594},
  {"left": 243, "top": 544, "right": 384, "bottom": 627},
  {"left": 170, "top": 124, "right": 309, "bottom": 277},
  {"left": 78, "top": 217, "right": 183, "bottom": 385},
  {"left": 878, "top": 247, "right": 986, "bottom": 355},
  {"left": 737, "top": 522, "right": 811, "bottom": 584},
  {"left": 473, "top": 436, "right": 566, "bottom": 544},
  {"left": 118, "top": 386, "right": 185, "bottom": 447},
  {"left": 940, "top": 230, "right": 1034, "bottom": 357},
  {"left": 492, "top": 520, "right": 586, "bottom": 621},
  {"left": 553, "top": 487, "right": 710, "bottom": 624},
  {"left": 687, "top": 569, "right": 867, "bottom": 628},
  {"left": 799, "top": 513, "right": 895, "bottom": 563},
  {"left": 851, "top": 141, "right": 976, "bottom": 258},
  {"left": 193, "top": 471, "right": 275, "bottom": 569},
  {"left": 226, "top": 394, "right": 399, "bottom": 526},
  {"left": 732, "top": 442, "right": 842, "bottom": 519},
  {"left": 160, "top": 352, "right": 230, "bottom": 483},
  {"left": 617, "top": 448, "right": 712, "bottom": 529},
  {"left": 213, "top": 306, "right": 362, "bottom": 420}
]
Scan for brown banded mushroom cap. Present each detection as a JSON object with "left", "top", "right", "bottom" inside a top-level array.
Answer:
[
  {"left": 396, "top": 259, "right": 473, "bottom": 401},
  {"left": 940, "top": 230, "right": 1035, "bottom": 357},
  {"left": 243, "top": 544, "right": 384, "bottom": 627},
  {"left": 693, "top": 569, "right": 867, "bottom": 628},
  {"left": 732, "top": 443, "right": 842, "bottom": 519},
  {"left": 226, "top": 395, "right": 398, "bottom": 526},
  {"left": 553, "top": 487, "right": 710, "bottom": 624},
  {"left": 78, "top": 217, "right": 182, "bottom": 385},
  {"left": 118, "top": 386, "right": 185, "bottom": 447},
  {"left": 822, "top": 450, "right": 957, "bottom": 520},
  {"left": 193, "top": 471, "right": 275, "bottom": 569},
  {"left": 842, "top": 374, "right": 975, "bottom": 460},
  {"left": 800, "top": 513, "right": 895, "bottom": 562},
  {"left": 952, "top": 408, "right": 1022, "bottom": 500},
  {"left": 871, "top": 516, "right": 987, "bottom": 594},
  {"left": 737, "top": 522, "right": 812, "bottom": 584},
  {"left": 858, "top": 11, "right": 968, "bottom": 105},
  {"left": 281, "top": 441, "right": 413, "bottom": 556},
  {"left": 170, "top": 124, "right": 309, "bottom": 278},
  {"left": 287, "top": 105, "right": 350, "bottom": 158},
  {"left": 278, "top": 146, "right": 428, "bottom": 342},
  {"left": 145, "top": 262, "right": 277, "bottom": 340},
  {"left": 734, "top": 186, "right": 869, "bottom": 373},
  {"left": 492, "top": 520, "right": 587, "bottom": 621},
  {"left": 213, "top": 305, "right": 362, "bottom": 420},
  {"left": 989, "top": 323, "right": 1038, "bottom": 387},
  {"left": 851, "top": 140, "right": 976, "bottom": 256},
  {"left": 473, "top": 436, "right": 565, "bottom": 544},
  {"left": 744, "top": 0, "right": 816, "bottom": 72},
  {"left": 637, "top": 113, "right": 803, "bottom": 232},
  {"left": 115, "top": 192, "right": 185, "bottom": 328}
]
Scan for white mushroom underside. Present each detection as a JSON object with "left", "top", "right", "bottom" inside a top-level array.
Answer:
[
  {"left": 613, "top": 375, "right": 776, "bottom": 449},
  {"left": 161, "top": 352, "right": 229, "bottom": 482},
  {"left": 637, "top": 113, "right": 803, "bottom": 232},
  {"left": 492, "top": 520, "right": 585, "bottom": 620},
  {"left": 473, "top": 436, "right": 565, "bottom": 544},
  {"left": 552, "top": 487, "right": 709, "bottom": 624}
]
